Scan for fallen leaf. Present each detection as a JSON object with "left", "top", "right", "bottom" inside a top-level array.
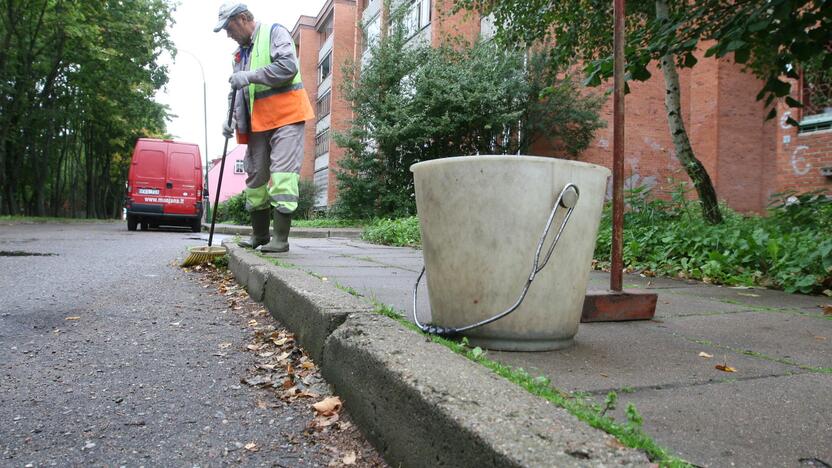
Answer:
[
  {"left": 244, "top": 442, "right": 258, "bottom": 452},
  {"left": 313, "top": 396, "right": 342, "bottom": 416},
  {"left": 65, "top": 316, "right": 80, "bottom": 321},
  {"left": 311, "top": 413, "right": 340, "bottom": 430},
  {"left": 259, "top": 352, "right": 275, "bottom": 358},
  {"left": 343, "top": 451, "right": 357, "bottom": 465},
  {"left": 248, "top": 319, "right": 258, "bottom": 327},
  {"left": 246, "top": 344, "right": 262, "bottom": 351},
  {"left": 301, "top": 361, "right": 315, "bottom": 370},
  {"left": 822, "top": 304, "right": 832, "bottom": 316},
  {"left": 715, "top": 364, "right": 736, "bottom": 373},
  {"left": 276, "top": 351, "right": 292, "bottom": 362},
  {"left": 814, "top": 336, "right": 827, "bottom": 341},
  {"left": 242, "top": 375, "right": 272, "bottom": 387},
  {"left": 698, "top": 352, "right": 714, "bottom": 358}
]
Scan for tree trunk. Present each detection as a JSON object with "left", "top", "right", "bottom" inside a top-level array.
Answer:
[{"left": 655, "top": 0, "right": 723, "bottom": 224}]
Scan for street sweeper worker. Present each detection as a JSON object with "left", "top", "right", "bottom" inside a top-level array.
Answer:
[{"left": 215, "top": 2, "right": 314, "bottom": 253}]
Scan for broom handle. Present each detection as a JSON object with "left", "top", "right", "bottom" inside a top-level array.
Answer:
[{"left": 208, "top": 89, "right": 237, "bottom": 247}]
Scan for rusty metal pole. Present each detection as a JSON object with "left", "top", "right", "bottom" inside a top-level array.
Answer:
[
  {"left": 581, "top": 0, "right": 656, "bottom": 322},
  {"left": 611, "top": 0, "right": 625, "bottom": 292}
]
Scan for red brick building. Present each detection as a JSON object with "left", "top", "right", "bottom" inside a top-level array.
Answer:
[{"left": 294, "top": 0, "right": 832, "bottom": 212}]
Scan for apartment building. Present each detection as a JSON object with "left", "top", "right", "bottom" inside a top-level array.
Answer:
[
  {"left": 295, "top": 0, "right": 830, "bottom": 212},
  {"left": 291, "top": 0, "right": 358, "bottom": 208}
]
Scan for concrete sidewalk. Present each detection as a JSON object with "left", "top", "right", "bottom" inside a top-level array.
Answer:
[{"left": 231, "top": 236, "right": 831, "bottom": 467}]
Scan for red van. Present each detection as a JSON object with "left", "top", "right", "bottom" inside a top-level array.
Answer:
[{"left": 124, "top": 138, "right": 204, "bottom": 232}]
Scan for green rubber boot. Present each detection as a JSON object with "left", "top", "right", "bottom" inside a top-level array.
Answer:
[
  {"left": 261, "top": 210, "right": 292, "bottom": 253},
  {"left": 238, "top": 209, "right": 271, "bottom": 249}
]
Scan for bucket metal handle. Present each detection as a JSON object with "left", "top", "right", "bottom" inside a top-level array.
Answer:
[{"left": 412, "top": 183, "right": 580, "bottom": 337}]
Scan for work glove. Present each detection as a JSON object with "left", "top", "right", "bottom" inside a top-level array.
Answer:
[
  {"left": 229, "top": 71, "right": 253, "bottom": 90},
  {"left": 222, "top": 118, "right": 235, "bottom": 139}
]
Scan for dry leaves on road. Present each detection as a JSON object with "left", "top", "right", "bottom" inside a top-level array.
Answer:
[
  {"left": 715, "top": 364, "right": 737, "bottom": 373},
  {"left": 822, "top": 304, "right": 832, "bottom": 316},
  {"left": 187, "top": 262, "right": 387, "bottom": 467}
]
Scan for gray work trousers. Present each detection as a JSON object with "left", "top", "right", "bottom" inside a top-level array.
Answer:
[{"left": 243, "top": 122, "right": 305, "bottom": 213}]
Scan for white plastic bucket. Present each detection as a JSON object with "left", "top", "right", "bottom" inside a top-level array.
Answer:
[{"left": 411, "top": 155, "right": 610, "bottom": 351}]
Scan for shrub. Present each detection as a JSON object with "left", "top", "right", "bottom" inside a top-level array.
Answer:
[
  {"left": 594, "top": 185, "right": 832, "bottom": 294},
  {"left": 296, "top": 179, "right": 318, "bottom": 220},
  {"left": 334, "top": 17, "right": 604, "bottom": 219},
  {"left": 363, "top": 216, "right": 421, "bottom": 247},
  {"left": 214, "top": 192, "right": 249, "bottom": 225}
]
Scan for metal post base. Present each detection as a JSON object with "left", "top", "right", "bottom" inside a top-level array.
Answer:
[{"left": 581, "top": 290, "right": 657, "bottom": 322}]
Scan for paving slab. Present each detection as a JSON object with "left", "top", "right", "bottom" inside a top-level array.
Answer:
[
  {"left": 662, "top": 311, "right": 832, "bottom": 370},
  {"left": 601, "top": 373, "right": 832, "bottom": 467},
  {"left": 651, "top": 291, "right": 751, "bottom": 318},
  {"left": 588, "top": 272, "right": 705, "bottom": 290},
  {"left": 485, "top": 320, "right": 798, "bottom": 394},
  {"left": 664, "top": 284, "right": 831, "bottom": 313}
]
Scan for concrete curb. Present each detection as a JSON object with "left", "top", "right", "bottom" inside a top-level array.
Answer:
[
  {"left": 207, "top": 223, "right": 362, "bottom": 239},
  {"left": 223, "top": 240, "right": 650, "bottom": 467}
]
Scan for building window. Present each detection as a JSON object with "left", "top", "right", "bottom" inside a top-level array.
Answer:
[
  {"left": 392, "top": 0, "right": 431, "bottom": 39},
  {"left": 799, "top": 56, "right": 832, "bottom": 133},
  {"left": 316, "top": 92, "right": 331, "bottom": 121},
  {"left": 802, "top": 66, "right": 832, "bottom": 118},
  {"left": 313, "top": 169, "right": 329, "bottom": 207},
  {"left": 315, "top": 130, "right": 330, "bottom": 158},
  {"left": 363, "top": 13, "right": 381, "bottom": 52},
  {"left": 318, "top": 51, "right": 332, "bottom": 84},
  {"left": 234, "top": 160, "right": 244, "bottom": 174},
  {"left": 319, "top": 14, "right": 333, "bottom": 47}
]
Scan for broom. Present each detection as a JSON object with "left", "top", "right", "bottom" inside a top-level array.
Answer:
[{"left": 181, "top": 89, "right": 237, "bottom": 267}]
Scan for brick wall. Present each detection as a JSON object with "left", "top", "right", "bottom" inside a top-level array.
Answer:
[
  {"left": 293, "top": 19, "right": 318, "bottom": 184},
  {"left": 776, "top": 108, "right": 832, "bottom": 196},
  {"left": 431, "top": 0, "right": 480, "bottom": 47},
  {"left": 327, "top": 0, "right": 358, "bottom": 205}
]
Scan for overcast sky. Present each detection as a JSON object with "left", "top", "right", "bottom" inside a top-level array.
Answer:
[{"left": 155, "top": 0, "right": 327, "bottom": 164}]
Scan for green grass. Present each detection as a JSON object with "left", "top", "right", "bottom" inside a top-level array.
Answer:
[{"left": 292, "top": 218, "right": 365, "bottom": 228}]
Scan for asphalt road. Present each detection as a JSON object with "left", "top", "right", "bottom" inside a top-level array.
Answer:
[{"left": 0, "top": 220, "right": 382, "bottom": 466}]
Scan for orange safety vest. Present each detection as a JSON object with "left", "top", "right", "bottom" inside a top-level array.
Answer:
[{"left": 237, "top": 24, "right": 314, "bottom": 144}]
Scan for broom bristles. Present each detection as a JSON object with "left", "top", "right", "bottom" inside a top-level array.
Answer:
[{"left": 181, "top": 245, "right": 227, "bottom": 267}]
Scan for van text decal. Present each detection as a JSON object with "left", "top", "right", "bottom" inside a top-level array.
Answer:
[{"left": 142, "top": 197, "right": 185, "bottom": 204}]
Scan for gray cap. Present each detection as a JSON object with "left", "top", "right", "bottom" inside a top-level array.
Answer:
[{"left": 213, "top": 2, "right": 248, "bottom": 32}]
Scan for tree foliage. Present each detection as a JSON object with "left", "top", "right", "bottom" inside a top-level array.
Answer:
[
  {"left": 334, "top": 28, "right": 605, "bottom": 218},
  {"left": 0, "top": 0, "right": 174, "bottom": 217},
  {"left": 455, "top": 0, "right": 831, "bottom": 117}
]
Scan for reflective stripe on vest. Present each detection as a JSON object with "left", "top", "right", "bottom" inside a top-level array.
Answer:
[{"left": 246, "top": 24, "right": 314, "bottom": 132}]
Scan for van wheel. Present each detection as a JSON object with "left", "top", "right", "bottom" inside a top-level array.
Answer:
[
  {"left": 140, "top": 222, "right": 148, "bottom": 231},
  {"left": 191, "top": 218, "right": 202, "bottom": 233},
  {"left": 127, "top": 216, "right": 137, "bottom": 231}
]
